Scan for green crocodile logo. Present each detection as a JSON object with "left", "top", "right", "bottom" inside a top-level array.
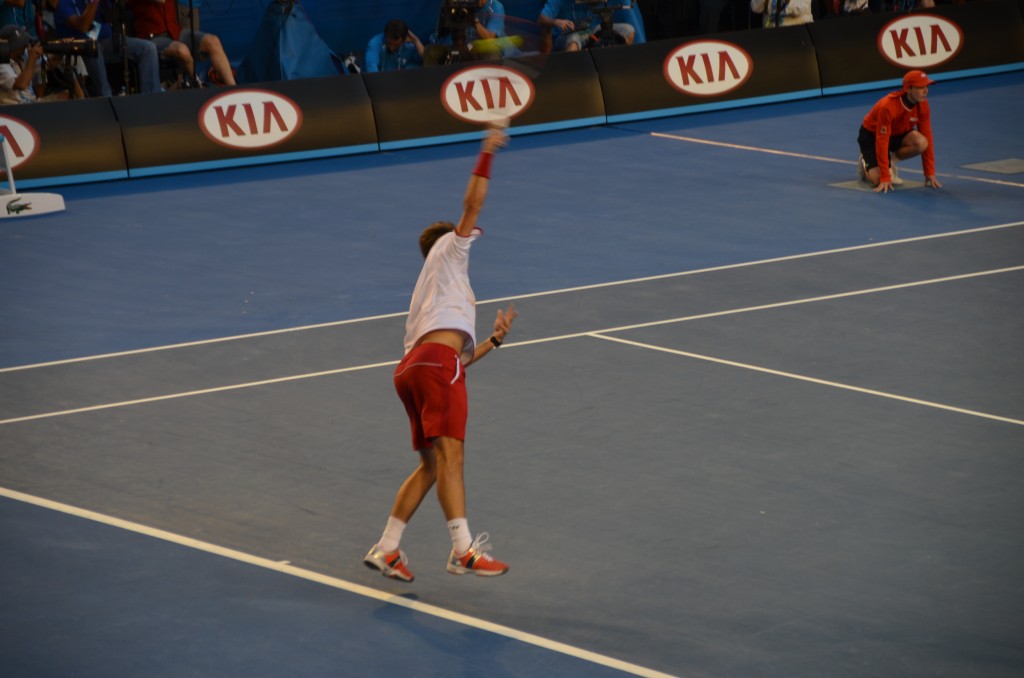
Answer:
[{"left": 6, "top": 197, "right": 32, "bottom": 214}]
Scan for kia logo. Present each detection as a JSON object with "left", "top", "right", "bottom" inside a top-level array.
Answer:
[
  {"left": 878, "top": 14, "right": 963, "bottom": 68},
  {"left": 0, "top": 115, "right": 40, "bottom": 170},
  {"left": 440, "top": 65, "right": 535, "bottom": 123},
  {"left": 664, "top": 40, "right": 753, "bottom": 97},
  {"left": 199, "top": 89, "right": 303, "bottom": 149}
]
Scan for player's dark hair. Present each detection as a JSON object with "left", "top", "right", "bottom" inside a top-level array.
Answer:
[
  {"left": 419, "top": 222, "right": 455, "bottom": 258},
  {"left": 384, "top": 19, "right": 409, "bottom": 41}
]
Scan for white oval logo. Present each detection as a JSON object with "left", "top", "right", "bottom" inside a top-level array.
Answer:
[
  {"left": 199, "top": 89, "right": 303, "bottom": 149},
  {"left": 440, "top": 65, "right": 535, "bottom": 123},
  {"left": 0, "top": 115, "right": 41, "bottom": 170},
  {"left": 663, "top": 40, "right": 753, "bottom": 97},
  {"left": 877, "top": 14, "right": 963, "bottom": 68}
]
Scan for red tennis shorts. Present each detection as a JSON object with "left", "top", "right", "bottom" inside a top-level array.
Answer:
[{"left": 394, "top": 342, "right": 468, "bottom": 450}]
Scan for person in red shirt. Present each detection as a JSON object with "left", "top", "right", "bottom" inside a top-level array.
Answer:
[
  {"left": 128, "top": 0, "right": 236, "bottom": 87},
  {"left": 857, "top": 70, "right": 942, "bottom": 193}
]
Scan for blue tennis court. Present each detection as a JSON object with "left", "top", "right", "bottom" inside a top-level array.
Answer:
[{"left": 1, "top": 71, "right": 1022, "bottom": 677}]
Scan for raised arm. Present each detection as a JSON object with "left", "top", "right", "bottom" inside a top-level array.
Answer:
[{"left": 455, "top": 123, "right": 508, "bottom": 237}]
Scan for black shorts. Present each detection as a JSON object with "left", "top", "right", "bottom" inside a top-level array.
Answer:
[{"left": 857, "top": 126, "right": 908, "bottom": 170}]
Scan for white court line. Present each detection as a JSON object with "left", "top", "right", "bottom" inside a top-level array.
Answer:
[
  {"left": 2, "top": 221, "right": 1022, "bottom": 374},
  {"left": 2, "top": 265, "right": 1021, "bottom": 427},
  {"left": 0, "top": 360, "right": 399, "bottom": 426},
  {"left": 650, "top": 132, "right": 1024, "bottom": 188},
  {"left": 0, "top": 486, "right": 676, "bottom": 678},
  {"left": 589, "top": 335, "right": 1024, "bottom": 428}
]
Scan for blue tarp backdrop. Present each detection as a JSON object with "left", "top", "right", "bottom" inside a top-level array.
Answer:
[{"left": 238, "top": 1, "right": 342, "bottom": 82}]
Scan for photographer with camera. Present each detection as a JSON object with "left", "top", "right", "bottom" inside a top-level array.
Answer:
[
  {"left": 538, "top": 0, "right": 636, "bottom": 52},
  {"left": 424, "top": 0, "right": 507, "bottom": 67},
  {"left": 53, "top": 0, "right": 160, "bottom": 96},
  {"left": 0, "top": 23, "right": 84, "bottom": 102}
]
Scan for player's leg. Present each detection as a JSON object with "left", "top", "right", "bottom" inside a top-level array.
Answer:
[
  {"left": 894, "top": 130, "right": 928, "bottom": 161},
  {"left": 390, "top": 446, "right": 438, "bottom": 523},
  {"left": 433, "top": 435, "right": 509, "bottom": 577}
]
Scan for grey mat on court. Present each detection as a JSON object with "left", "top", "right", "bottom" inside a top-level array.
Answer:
[
  {"left": 960, "top": 158, "right": 1024, "bottom": 174},
  {"left": 829, "top": 179, "right": 927, "bottom": 191}
]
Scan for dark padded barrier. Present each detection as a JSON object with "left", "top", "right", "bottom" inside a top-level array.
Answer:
[
  {"left": 364, "top": 51, "right": 605, "bottom": 149},
  {"left": 811, "top": 0, "right": 1024, "bottom": 93},
  {"left": 592, "top": 26, "right": 820, "bottom": 122},
  {"left": 113, "top": 75, "right": 378, "bottom": 176},
  {"left": 0, "top": 98, "right": 126, "bottom": 185}
]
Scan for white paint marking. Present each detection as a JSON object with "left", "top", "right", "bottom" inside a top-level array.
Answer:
[
  {"left": 589, "top": 334, "right": 1024, "bottom": 428},
  {"left": 0, "top": 361, "right": 398, "bottom": 426},
  {"left": 650, "top": 132, "right": 1024, "bottom": 188},
  {"left": 0, "top": 486, "right": 678, "bottom": 678},
  {"left": 2, "top": 221, "right": 1021, "bottom": 374},
  {"left": 2, "top": 266, "right": 1021, "bottom": 427}
]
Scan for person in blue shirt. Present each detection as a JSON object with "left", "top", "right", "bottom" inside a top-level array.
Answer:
[
  {"left": 53, "top": 0, "right": 160, "bottom": 96},
  {"left": 538, "top": 0, "right": 640, "bottom": 52},
  {"left": 0, "top": 0, "right": 39, "bottom": 39},
  {"left": 364, "top": 19, "right": 424, "bottom": 73},
  {"left": 425, "top": 0, "right": 508, "bottom": 66}
]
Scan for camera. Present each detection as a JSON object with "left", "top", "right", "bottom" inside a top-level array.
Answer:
[
  {"left": 42, "top": 38, "right": 99, "bottom": 59},
  {"left": 437, "top": 0, "right": 478, "bottom": 36},
  {"left": 0, "top": 37, "right": 98, "bottom": 64}
]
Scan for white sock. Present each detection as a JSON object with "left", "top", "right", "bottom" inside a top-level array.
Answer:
[
  {"left": 377, "top": 516, "right": 406, "bottom": 553},
  {"left": 447, "top": 517, "right": 472, "bottom": 555}
]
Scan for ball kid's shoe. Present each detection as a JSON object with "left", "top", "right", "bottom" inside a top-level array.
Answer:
[
  {"left": 888, "top": 154, "right": 905, "bottom": 186},
  {"left": 364, "top": 544, "right": 415, "bottom": 582},
  {"left": 857, "top": 154, "right": 868, "bottom": 181},
  {"left": 446, "top": 532, "right": 509, "bottom": 577}
]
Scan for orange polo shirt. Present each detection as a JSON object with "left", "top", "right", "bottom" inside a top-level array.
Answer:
[{"left": 862, "top": 91, "right": 935, "bottom": 182}]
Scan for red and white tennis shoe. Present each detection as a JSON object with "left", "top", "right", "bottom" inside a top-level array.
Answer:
[
  {"left": 364, "top": 545, "right": 415, "bottom": 582},
  {"left": 446, "top": 533, "right": 509, "bottom": 577}
]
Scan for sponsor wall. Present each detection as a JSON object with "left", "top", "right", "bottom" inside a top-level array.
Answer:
[{"left": 2, "top": 0, "right": 1021, "bottom": 189}]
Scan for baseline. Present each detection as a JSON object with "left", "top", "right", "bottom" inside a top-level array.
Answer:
[{"left": 0, "top": 485, "right": 676, "bottom": 678}]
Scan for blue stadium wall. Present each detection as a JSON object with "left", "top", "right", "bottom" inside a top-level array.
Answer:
[{"left": 1, "top": 0, "right": 1022, "bottom": 189}]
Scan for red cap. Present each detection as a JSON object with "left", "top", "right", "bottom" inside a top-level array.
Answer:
[{"left": 903, "top": 70, "right": 935, "bottom": 90}]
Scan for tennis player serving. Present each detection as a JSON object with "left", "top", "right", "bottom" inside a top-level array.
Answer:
[{"left": 364, "top": 122, "right": 517, "bottom": 582}]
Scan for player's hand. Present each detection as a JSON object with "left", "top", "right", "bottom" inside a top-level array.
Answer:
[
  {"left": 492, "top": 303, "right": 517, "bottom": 342},
  {"left": 554, "top": 19, "right": 575, "bottom": 31},
  {"left": 482, "top": 124, "right": 508, "bottom": 153},
  {"left": 925, "top": 176, "right": 942, "bottom": 189},
  {"left": 873, "top": 181, "right": 893, "bottom": 194}
]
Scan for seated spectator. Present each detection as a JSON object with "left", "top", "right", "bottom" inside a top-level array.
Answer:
[
  {"left": 538, "top": 0, "right": 635, "bottom": 52},
  {"left": 364, "top": 19, "right": 423, "bottom": 73},
  {"left": 0, "top": 23, "right": 82, "bottom": 103},
  {"left": 127, "top": 0, "right": 235, "bottom": 87},
  {"left": 53, "top": 0, "right": 161, "bottom": 95},
  {"left": 0, "top": 0, "right": 38, "bottom": 38},
  {"left": 425, "top": 0, "right": 508, "bottom": 66},
  {"left": 750, "top": 0, "right": 813, "bottom": 26},
  {"left": 0, "top": 0, "right": 85, "bottom": 96}
]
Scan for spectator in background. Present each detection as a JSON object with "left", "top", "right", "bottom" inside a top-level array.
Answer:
[
  {"left": 750, "top": 0, "right": 813, "bottom": 26},
  {"left": 1, "top": 0, "right": 39, "bottom": 39},
  {"left": 538, "top": 0, "right": 635, "bottom": 52},
  {"left": 53, "top": 0, "right": 161, "bottom": 95},
  {"left": 819, "top": 0, "right": 868, "bottom": 17},
  {"left": 364, "top": 19, "right": 423, "bottom": 72},
  {"left": 127, "top": 0, "right": 236, "bottom": 87}
]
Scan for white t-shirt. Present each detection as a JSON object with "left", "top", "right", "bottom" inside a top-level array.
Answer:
[
  {"left": 403, "top": 228, "right": 480, "bottom": 364},
  {"left": 0, "top": 60, "right": 36, "bottom": 105}
]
